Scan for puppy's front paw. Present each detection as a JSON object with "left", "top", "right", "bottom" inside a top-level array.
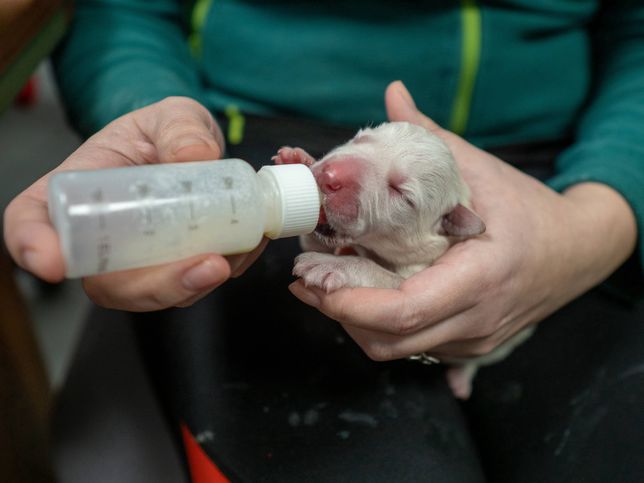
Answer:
[
  {"left": 293, "top": 252, "right": 356, "bottom": 293},
  {"left": 271, "top": 146, "right": 316, "bottom": 167}
]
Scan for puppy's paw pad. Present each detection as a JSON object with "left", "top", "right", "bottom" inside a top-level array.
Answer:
[{"left": 293, "top": 253, "right": 352, "bottom": 292}]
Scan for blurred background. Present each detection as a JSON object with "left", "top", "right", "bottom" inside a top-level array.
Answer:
[
  {"left": 1, "top": 5, "right": 196, "bottom": 480},
  {"left": 1, "top": 60, "right": 88, "bottom": 390}
]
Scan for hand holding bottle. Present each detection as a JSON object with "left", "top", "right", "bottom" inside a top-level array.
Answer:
[{"left": 4, "top": 97, "right": 261, "bottom": 311}]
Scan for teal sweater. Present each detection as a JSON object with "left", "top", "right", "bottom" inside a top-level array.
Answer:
[{"left": 55, "top": 0, "right": 644, "bottom": 271}]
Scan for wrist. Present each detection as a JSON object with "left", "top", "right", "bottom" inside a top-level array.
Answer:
[{"left": 562, "top": 182, "right": 637, "bottom": 286}]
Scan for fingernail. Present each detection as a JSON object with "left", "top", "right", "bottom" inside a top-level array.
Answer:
[
  {"left": 182, "top": 258, "right": 222, "bottom": 291},
  {"left": 289, "top": 282, "right": 320, "bottom": 308}
]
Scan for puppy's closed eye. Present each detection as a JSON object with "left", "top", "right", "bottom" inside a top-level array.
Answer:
[{"left": 388, "top": 176, "right": 415, "bottom": 208}]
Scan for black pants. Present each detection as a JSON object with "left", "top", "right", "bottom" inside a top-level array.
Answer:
[{"left": 103, "top": 117, "right": 644, "bottom": 482}]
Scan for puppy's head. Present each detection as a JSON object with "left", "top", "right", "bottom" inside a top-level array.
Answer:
[{"left": 312, "top": 122, "right": 484, "bottom": 261}]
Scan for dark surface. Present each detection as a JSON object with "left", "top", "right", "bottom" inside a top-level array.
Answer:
[
  {"left": 469, "top": 287, "right": 644, "bottom": 483},
  {"left": 134, "top": 239, "right": 485, "bottom": 483},
  {"left": 133, "top": 117, "right": 486, "bottom": 481}
]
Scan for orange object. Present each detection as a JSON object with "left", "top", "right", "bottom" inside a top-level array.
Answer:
[{"left": 180, "top": 422, "right": 230, "bottom": 483}]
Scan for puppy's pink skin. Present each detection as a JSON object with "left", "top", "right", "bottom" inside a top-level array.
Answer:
[{"left": 312, "top": 156, "right": 366, "bottom": 223}]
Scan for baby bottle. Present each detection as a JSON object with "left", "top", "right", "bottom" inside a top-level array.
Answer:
[{"left": 48, "top": 159, "right": 320, "bottom": 278}]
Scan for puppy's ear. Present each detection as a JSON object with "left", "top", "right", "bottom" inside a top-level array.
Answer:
[{"left": 440, "top": 204, "right": 485, "bottom": 237}]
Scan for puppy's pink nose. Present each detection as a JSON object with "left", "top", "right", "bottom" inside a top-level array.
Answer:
[
  {"left": 318, "top": 169, "right": 342, "bottom": 194},
  {"left": 313, "top": 157, "right": 365, "bottom": 221},
  {"left": 316, "top": 158, "right": 364, "bottom": 195}
]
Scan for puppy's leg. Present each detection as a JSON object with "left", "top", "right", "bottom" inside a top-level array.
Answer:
[
  {"left": 272, "top": 146, "right": 316, "bottom": 167},
  {"left": 445, "top": 327, "right": 536, "bottom": 399},
  {"left": 293, "top": 252, "right": 403, "bottom": 292},
  {"left": 445, "top": 364, "right": 479, "bottom": 400}
]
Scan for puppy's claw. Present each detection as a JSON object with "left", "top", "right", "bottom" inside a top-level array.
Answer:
[{"left": 293, "top": 252, "right": 352, "bottom": 292}]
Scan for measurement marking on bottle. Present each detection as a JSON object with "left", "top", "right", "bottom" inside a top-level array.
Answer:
[
  {"left": 133, "top": 182, "right": 155, "bottom": 235},
  {"left": 91, "top": 189, "right": 107, "bottom": 229},
  {"left": 230, "top": 194, "right": 239, "bottom": 224},
  {"left": 97, "top": 235, "right": 111, "bottom": 273},
  {"left": 142, "top": 206, "right": 155, "bottom": 235},
  {"left": 91, "top": 189, "right": 104, "bottom": 202},
  {"left": 136, "top": 183, "right": 150, "bottom": 197},
  {"left": 182, "top": 181, "right": 199, "bottom": 230}
]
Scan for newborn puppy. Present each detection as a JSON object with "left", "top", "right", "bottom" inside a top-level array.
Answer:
[{"left": 273, "top": 122, "right": 527, "bottom": 399}]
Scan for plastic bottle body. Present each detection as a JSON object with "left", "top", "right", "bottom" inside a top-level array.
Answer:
[{"left": 48, "top": 159, "right": 294, "bottom": 278}]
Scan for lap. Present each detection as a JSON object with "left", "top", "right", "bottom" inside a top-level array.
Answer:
[{"left": 467, "top": 285, "right": 644, "bottom": 483}]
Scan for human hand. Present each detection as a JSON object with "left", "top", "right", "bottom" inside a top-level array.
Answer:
[
  {"left": 289, "top": 81, "right": 637, "bottom": 360},
  {"left": 4, "top": 97, "right": 266, "bottom": 311}
]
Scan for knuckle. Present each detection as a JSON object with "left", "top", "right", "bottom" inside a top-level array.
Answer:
[
  {"left": 162, "top": 97, "right": 213, "bottom": 124},
  {"left": 470, "top": 339, "right": 498, "bottom": 357},
  {"left": 391, "top": 317, "right": 419, "bottom": 336},
  {"left": 160, "top": 114, "right": 207, "bottom": 138},
  {"left": 390, "top": 302, "right": 421, "bottom": 336},
  {"left": 469, "top": 321, "right": 495, "bottom": 339},
  {"left": 157, "top": 96, "right": 203, "bottom": 112},
  {"left": 156, "top": 101, "right": 215, "bottom": 138}
]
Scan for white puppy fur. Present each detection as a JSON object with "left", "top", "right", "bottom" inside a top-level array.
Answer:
[{"left": 274, "top": 122, "right": 532, "bottom": 399}]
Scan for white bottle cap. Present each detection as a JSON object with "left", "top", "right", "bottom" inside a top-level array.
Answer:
[{"left": 258, "top": 164, "right": 320, "bottom": 238}]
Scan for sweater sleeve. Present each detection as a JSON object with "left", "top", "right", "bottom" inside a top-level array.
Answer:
[
  {"left": 547, "top": 1, "right": 644, "bottom": 273},
  {"left": 53, "top": 0, "right": 205, "bottom": 137}
]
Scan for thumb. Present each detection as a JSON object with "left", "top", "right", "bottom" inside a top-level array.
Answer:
[
  {"left": 140, "top": 97, "right": 225, "bottom": 163},
  {"left": 385, "top": 81, "right": 443, "bottom": 133}
]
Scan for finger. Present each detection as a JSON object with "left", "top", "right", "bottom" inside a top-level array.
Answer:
[
  {"left": 430, "top": 320, "right": 523, "bottom": 359},
  {"left": 228, "top": 237, "right": 269, "bottom": 278},
  {"left": 384, "top": 81, "right": 464, "bottom": 152},
  {"left": 385, "top": 81, "right": 442, "bottom": 132},
  {"left": 344, "top": 304, "right": 521, "bottom": 362},
  {"left": 399, "top": 254, "right": 481, "bottom": 325},
  {"left": 289, "top": 253, "right": 480, "bottom": 335},
  {"left": 82, "top": 253, "right": 230, "bottom": 311},
  {"left": 338, "top": 324, "right": 448, "bottom": 362},
  {"left": 339, "top": 306, "right": 483, "bottom": 361},
  {"left": 289, "top": 280, "right": 414, "bottom": 332},
  {"left": 136, "top": 97, "right": 225, "bottom": 164},
  {"left": 3, "top": 193, "right": 65, "bottom": 282}
]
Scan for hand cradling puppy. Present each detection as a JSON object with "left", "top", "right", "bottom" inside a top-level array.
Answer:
[{"left": 274, "top": 122, "right": 533, "bottom": 399}]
